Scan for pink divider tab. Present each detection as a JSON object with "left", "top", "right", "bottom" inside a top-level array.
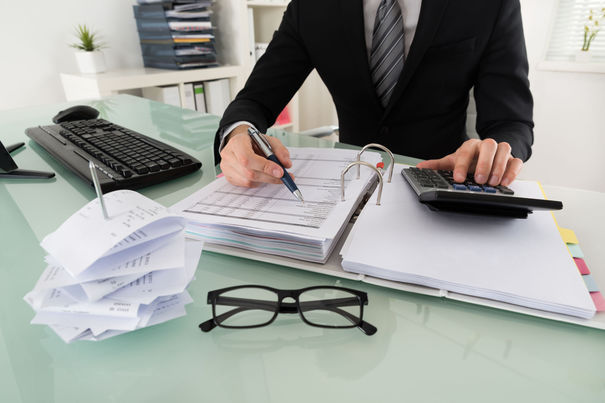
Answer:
[
  {"left": 574, "top": 258, "right": 590, "bottom": 275},
  {"left": 590, "top": 292, "right": 605, "bottom": 312}
]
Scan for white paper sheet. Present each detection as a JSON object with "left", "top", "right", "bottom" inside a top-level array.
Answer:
[
  {"left": 172, "top": 148, "right": 380, "bottom": 238},
  {"left": 341, "top": 164, "right": 596, "bottom": 318},
  {"left": 34, "top": 234, "right": 185, "bottom": 290},
  {"left": 41, "top": 190, "right": 185, "bottom": 276},
  {"left": 108, "top": 239, "right": 202, "bottom": 304},
  {"left": 171, "top": 148, "right": 381, "bottom": 262}
]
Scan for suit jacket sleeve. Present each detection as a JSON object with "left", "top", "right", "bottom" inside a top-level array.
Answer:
[
  {"left": 474, "top": 0, "right": 534, "bottom": 161},
  {"left": 213, "top": 0, "right": 313, "bottom": 164}
]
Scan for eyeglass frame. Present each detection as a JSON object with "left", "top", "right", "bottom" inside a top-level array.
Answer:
[{"left": 199, "top": 285, "right": 377, "bottom": 336}]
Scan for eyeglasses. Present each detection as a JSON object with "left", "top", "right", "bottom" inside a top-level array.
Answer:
[{"left": 199, "top": 285, "right": 377, "bottom": 336}]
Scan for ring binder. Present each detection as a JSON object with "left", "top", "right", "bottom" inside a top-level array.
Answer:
[
  {"left": 356, "top": 143, "right": 394, "bottom": 182},
  {"left": 341, "top": 161, "right": 384, "bottom": 205}
]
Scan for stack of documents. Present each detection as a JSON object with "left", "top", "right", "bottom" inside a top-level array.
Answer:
[
  {"left": 24, "top": 190, "right": 203, "bottom": 343},
  {"left": 340, "top": 163, "right": 596, "bottom": 319},
  {"left": 173, "top": 148, "right": 381, "bottom": 263}
]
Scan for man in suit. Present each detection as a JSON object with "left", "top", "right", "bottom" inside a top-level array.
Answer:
[{"left": 215, "top": 0, "right": 533, "bottom": 189}]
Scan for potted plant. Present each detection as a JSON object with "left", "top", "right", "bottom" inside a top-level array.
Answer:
[
  {"left": 71, "top": 24, "right": 107, "bottom": 73},
  {"left": 576, "top": 7, "right": 605, "bottom": 62}
]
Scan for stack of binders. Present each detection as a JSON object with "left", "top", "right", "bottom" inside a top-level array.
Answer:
[
  {"left": 24, "top": 190, "right": 203, "bottom": 343},
  {"left": 133, "top": 0, "right": 218, "bottom": 69}
]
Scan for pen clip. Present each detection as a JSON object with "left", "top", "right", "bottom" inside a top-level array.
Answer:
[{"left": 248, "top": 127, "right": 273, "bottom": 157}]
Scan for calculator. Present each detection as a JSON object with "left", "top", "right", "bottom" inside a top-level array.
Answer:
[{"left": 401, "top": 167, "right": 563, "bottom": 218}]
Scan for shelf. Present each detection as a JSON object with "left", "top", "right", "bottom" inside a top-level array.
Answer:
[
  {"left": 537, "top": 61, "right": 605, "bottom": 74},
  {"left": 247, "top": 1, "right": 289, "bottom": 7},
  {"left": 60, "top": 65, "right": 244, "bottom": 102},
  {"left": 272, "top": 122, "right": 294, "bottom": 130},
  {"left": 61, "top": 65, "right": 243, "bottom": 92}
]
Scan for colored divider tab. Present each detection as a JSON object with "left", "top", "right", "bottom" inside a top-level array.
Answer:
[
  {"left": 590, "top": 292, "right": 605, "bottom": 312},
  {"left": 574, "top": 258, "right": 590, "bottom": 275},
  {"left": 582, "top": 274, "right": 599, "bottom": 293},
  {"left": 567, "top": 243, "right": 584, "bottom": 258},
  {"left": 558, "top": 227, "right": 579, "bottom": 244}
]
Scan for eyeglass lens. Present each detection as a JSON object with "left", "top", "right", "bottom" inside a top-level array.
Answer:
[
  {"left": 299, "top": 288, "right": 362, "bottom": 327},
  {"left": 214, "top": 287, "right": 278, "bottom": 328}
]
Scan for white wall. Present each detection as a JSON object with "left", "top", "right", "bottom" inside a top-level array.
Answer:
[
  {"left": 1, "top": 0, "right": 603, "bottom": 191},
  {"left": 0, "top": 0, "right": 142, "bottom": 110},
  {"left": 520, "top": 0, "right": 605, "bottom": 192}
]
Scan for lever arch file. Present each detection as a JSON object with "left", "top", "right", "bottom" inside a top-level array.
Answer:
[{"left": 172, "top": 146, "right": 604, "bottom": 329}]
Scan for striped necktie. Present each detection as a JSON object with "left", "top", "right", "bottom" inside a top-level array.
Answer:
[{"left": 370, "top": 0, "right": 405, "bottom": 108}]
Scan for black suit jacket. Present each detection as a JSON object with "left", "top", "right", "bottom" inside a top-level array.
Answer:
[{"left": 214, "top": 0, "right": 534, "bottom": 163}]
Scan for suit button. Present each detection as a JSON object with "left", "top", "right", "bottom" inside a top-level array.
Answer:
[{"left": 380, "top": 127, "right": 389, "bottom": 136}]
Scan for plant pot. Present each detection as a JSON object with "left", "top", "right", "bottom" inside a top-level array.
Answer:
[
  {"left": 74, "top": 51, "right": 106, "bottom": 73},
  {"left": 575, "top": 50, "right": 592, "bottom": 63}
]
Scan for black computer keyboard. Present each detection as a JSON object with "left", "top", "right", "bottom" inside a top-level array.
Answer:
[
  {"left": 25, "top": 119, "right": 201, "bottom": 192},
  {"left": 401, "top": 167, "right": 563, "bottom": 218}
]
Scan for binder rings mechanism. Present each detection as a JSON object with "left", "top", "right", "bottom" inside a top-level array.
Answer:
[
  {"left": 341, "top": 143, "right": 395, "bottom": 206},
  {"left": 356, "top": 143, "right": 394, "bottom": 182}
]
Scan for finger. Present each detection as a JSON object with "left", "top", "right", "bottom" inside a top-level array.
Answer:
[
  {"left": 231, "top": 140, "right": 284, "bottom": 180},
  {"left": 453, "top": 140, "right": 480, "bottom": 182},
  {"left": 416, "top": 154, "right": 456, "bottom": 170},
  {"left": 266, "top": 136, "right": 292, "bottom": 168},
  {"left": 223, "top": 157, "right": 283, "bottom": 186},
  {"left": 488, "top": 142, "right": 512, "bottom": 186},
  {"left": 473, "top": 139, "right": 498, "bottom": 184},
  {"left": 223, "top": 169, "right": 257, "bottom": 188},
  {"left": 501, "top": 158, "right": 523, "bottom": 187}
]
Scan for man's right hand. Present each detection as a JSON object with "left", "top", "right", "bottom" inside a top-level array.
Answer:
[{"left": 219, "top": 124, "right": 293, "bottom": 187}]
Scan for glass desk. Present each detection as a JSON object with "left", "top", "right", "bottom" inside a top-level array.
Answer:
[{"left": 1, "top": 95, "right": 604, "bottom": 403}]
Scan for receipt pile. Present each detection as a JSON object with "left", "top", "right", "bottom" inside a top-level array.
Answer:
[{"left": 24, "top": 190, "right": 203, "bottom": 343}]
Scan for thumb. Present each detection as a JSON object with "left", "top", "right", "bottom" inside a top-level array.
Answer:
[
  {"left": 416, "top": 154, "right": 455, "bottom": 170},
  {"left": 266, "top": 136, "right": 292, "bottom": 168}
]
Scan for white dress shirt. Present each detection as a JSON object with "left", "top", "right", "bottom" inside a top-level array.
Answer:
[
  {"left": 220, "top": 0, "right": 423, "bottom": 150},
  {"left": 363, "top": 0, "right": 422, "bottom": 60}
]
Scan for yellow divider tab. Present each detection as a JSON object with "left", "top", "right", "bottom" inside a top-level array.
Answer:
[{"left": 559, "top": 227, "right": 579, "bottom": 244}]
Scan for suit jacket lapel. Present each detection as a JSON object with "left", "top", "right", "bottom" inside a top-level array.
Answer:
[
  {"left": 382, "top": 0, "right": 450, "bottom": 119},
  {"left": 340, "top": 0, "right": 382, "bottom": 110}
]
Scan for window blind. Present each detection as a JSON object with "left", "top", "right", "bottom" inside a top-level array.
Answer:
[{"left": 546, "top": 0, "right": 605, "bottom": 61}]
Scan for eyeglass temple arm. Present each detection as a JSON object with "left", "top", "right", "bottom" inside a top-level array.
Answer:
[{"left": 199, "top": 306, "right": 250, "bottom": 332}]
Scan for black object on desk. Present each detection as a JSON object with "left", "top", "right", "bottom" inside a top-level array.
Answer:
[
  {"left": 25, "top": 106, "right": 202, "bottom": 192},
  {"left": 401, "top": 167, "right": 563, "bottom": 219},
  {"left": 0, "top": 141, "right": 55, "bottom": 179},
  {"left": 199, "top": 285, "right": 377, "bottom": 336}
]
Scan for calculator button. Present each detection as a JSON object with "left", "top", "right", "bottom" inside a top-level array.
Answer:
[{"left": 497, "top": 185, "right": 514, "bottom": 195}]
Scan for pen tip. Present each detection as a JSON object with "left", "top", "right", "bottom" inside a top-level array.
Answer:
[{"left": 294, "top": 190, "right": 304, "bottom": 204}]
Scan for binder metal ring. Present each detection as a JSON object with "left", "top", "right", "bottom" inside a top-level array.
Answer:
[
  {"left": 341, "top": 161, "right": 384, "bottom": 205},
  {"left": 356, "top": 143, "right": 394, "bottom": 183}
]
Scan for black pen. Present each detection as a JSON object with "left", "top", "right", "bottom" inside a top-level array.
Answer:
[{"left": 247, "top": 127, "right": 304, "bottom": 203}]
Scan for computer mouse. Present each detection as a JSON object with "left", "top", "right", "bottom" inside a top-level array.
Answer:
[{"left": 52, "top": 105, "right": 100, "bottom": 124}]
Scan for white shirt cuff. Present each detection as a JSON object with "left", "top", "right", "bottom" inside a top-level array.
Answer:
[{"left": 218, "top": 121, "right": 257, "bottom": 152}]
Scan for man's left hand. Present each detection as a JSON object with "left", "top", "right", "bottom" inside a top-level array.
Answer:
[{"left": 415, "top": 138, "right": 523, "bottom": 186}]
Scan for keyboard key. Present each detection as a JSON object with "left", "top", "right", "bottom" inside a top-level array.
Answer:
[
  {"left": 453, "top": 184, "right": 468, "bottom": 191},
  {"left": 168, "top": 158, "right": 183, "bottom": 167},
  {"left": 134, "top": 165, "right": 149, "bottom": 175},
  {"left": 483, "top": 186, "right": 497, "bottom": 193},
  {"left": 469, "top": 185, "right": 483, "bottom": 192}
]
